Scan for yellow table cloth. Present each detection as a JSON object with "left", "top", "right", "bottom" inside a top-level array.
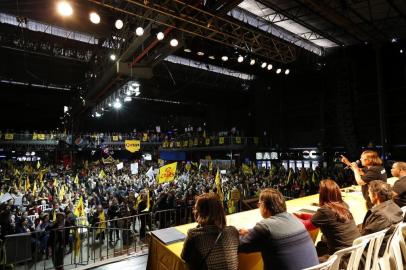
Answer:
[{"left": 147, "top": 188, "right": 366, "bottom": 270}]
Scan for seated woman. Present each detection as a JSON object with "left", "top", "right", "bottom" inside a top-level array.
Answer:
[
  {"left": 295, "top": 179, "right": 360, "bottom": 260},
  {"left": 181, "top": 193, "right": 239, "bottom": 270}
]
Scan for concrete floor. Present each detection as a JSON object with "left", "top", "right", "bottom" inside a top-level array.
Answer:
[{"left": 91, "top": 255, "right": 148, "bottom": 270}]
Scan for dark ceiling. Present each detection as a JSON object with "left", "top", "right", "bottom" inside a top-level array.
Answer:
[{"left": 0, "top": 0, "right": 406, "bottom": 136}]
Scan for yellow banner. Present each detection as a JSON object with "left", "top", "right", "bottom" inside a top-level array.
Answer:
[
  {"left": 219, "top": 137, "right": 224, "bottom": 145},
  {"left": 5, "top": 133, "right": 14, "bottom": 140},
  {"left": 38, "top": 134, "right": 46, "bottom": 140},
  {"left": 158, "top": 162, "right": 177, "bottom": 183},
  {"left": 112, "top": 135, "right": 119, "bottom": 141},
  {"left": 32, "top": 133, "right": 38, "bottom": 140},
  {"left": 125, "top": 140, "right": 141, "bottom": 153}
]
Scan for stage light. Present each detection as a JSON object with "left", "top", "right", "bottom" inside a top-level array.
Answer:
[
  {"left": 237, "top": 55, "right": 244, "bottom": 63},
  {"left": 108, "top": 102, "right": 112, "bottom": 107},
  {"left": 89, "top": 12, "right": 100, "bottom": 24},
  {"left": 115, "top": 19, "right": 123, "bottom": 29},
  {"left": 221, "top": 55, "right": 228, "bottom": 61},
  {"left": 250, "top": 59, "right": 255, "bottom": 65},
  {"left": 57, "top": 1, "right": 73, "bottom": 17},
  {"left": 31, "top": 152, "right": 35, "bottom": 156},
  {"left": 135, "top": 27, "right": 144, "bottom": 36},
  {"left": 170, "top": 38, "right": 178, "bottom": 47},
  {"left": 124, "top": 96, "right": 132, "bottom": 102},
  {"left": 267, "top": 64, "right": 273, "bottom": 70},
  {"left": 110, "top": 54, "right": 116, "bottom": 61},
  {"left": 197, "top": 51, "right": 204, "bottom": 56},
  {"left": 391, "top": 38, "right": 398, "bottom": 43},
  {"left": 157, "top": 32, "right": 164, "bottom": 40},
  {"left": 113, "top": 99, "right": 122, "bottom": 109},
  {"left": 276, "top": 68, "right": 282, "bottom": 74},
  {"left": 285, "top": 69, "right": 290, "bottom": 75},
  {"left": 184, "top": 48, "right": 192, "bottom": 53},
  {"left": 95, "top": 112, "right": 102, "bottom": 117},
  {"left": 208, "top": 55, "right": 215, "bottom": 60},
  {"left": 401, "top": 49, "right": 404, "bottom": 54}
]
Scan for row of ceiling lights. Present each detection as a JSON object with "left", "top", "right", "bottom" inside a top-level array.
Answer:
[
  {"left": 58, "top": 1, "right": 290, "bottom": 75},
  {"left": 183, "top": 48, "right": 291, "bottom": 75}
]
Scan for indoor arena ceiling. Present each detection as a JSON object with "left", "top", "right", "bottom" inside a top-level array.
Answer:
[{"left": 0, "top": 0, "right": 406, "bottom": 119}]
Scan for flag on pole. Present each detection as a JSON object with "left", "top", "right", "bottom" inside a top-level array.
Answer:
[
  {"left": 98, "top": 170, "right": 106, "bottom": 179},
  {"left": 215, "top": 169, "right": 224, "bottom": 201},
  {"left": 36, "top": 160, "right": 40, "bottom": 169},
  {"left": 158, "top": 162, "right": 177, "bottom": 184},
  {"left": 74, "top": 197, "right": 85, "bottom": 217},
  {"left": 25, "top": 176, "right": 31, "bottom": 192},
  {"left": 74, "top": 174, "right": 79, "bottom": 185},
  {"left": 32, "top": 181, "right": 37, "bottom": 194}
]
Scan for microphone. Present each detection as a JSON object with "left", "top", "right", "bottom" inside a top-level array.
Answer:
[{"left": 344, "top": 160, "right": 360, "bottom": 170}]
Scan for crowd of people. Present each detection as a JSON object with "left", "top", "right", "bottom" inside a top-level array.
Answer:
[{"left": 0, "top": 148, "right": 404, "bottom": 269}]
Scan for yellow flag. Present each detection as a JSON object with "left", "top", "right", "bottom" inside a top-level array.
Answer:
[
  {"left": 74, "top": 174, "right": 79, "bottom": 185},
  {"left": 25, "top": 176, "right": 31, "bottom": 192},
  {"left": 215, "top": 169, "right": 223, "bottom": 201},
  {"left": 59, "top": 185, "right": 65, "bottom": 201},
  {"left": 158, "top": 162, "right": 177, "bottom": 183},
  {"left": 32, "top": 181, "right": 37, "bottom": 194},
  {"left": 142, "top": 190, "right": 150, "bottom": 212},
  {"left": 54, "top": 178, "right": 59, "bottom": 187},
  {"left": 125, "top": 140, "right": 141, "bottom": 153},
  {"left": 96, "top": 211, "right": 106, "bottom": 235},
  {"left": 208, "top": 161, "right": 213, "bottom": 171},
  {"left": 242, "top": 163, "right": 253, "bottom": 175},
  {"left": 74, "top": 197, "right": 85, "bottom": 217},
  {"left": 185, "top": 163, "right": 191, "bottom": 171},
  {"left": 36, "top": 160, "right": 40, "bottom": 169},
  {"left": 98, "top": 170, "right": 106, "bottom": 179}
]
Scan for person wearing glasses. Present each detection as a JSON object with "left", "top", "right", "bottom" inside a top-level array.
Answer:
[
  {"left": 238, "top": 188, "right": 318, "bottom": 270},
  {"left": 181, "top": 193, "right": 239, "bottom": 270},
  {"left": 341, "top": 150, "right": 387, "bottom": 209}
]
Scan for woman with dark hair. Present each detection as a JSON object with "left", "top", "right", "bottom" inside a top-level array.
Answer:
[
  {"left": 296, "top": 179, "right": 360, "bottom": 259},
  {"left": 341, "top": 150, "right": 387, "bottom": 208},
  {"left": 181, "top": 193, "right": 239, "bottom": 270}
]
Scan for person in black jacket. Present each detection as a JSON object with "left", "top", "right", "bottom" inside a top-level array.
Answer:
[
  {"left": 341, "top": 150, "right": 387, "bottom": 209},
  {"left": 107, "top": 197, "right": 120, "bottom": 243},
  {"left": 361, "top": 180, "right": 403, "bottom": 256}
]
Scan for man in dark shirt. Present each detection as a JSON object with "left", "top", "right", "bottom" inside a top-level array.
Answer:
[
  {"left": 361, "top": 180, "right": 403, "bottom": 256},
  {"left": 391, "top": 162, "right": 406, "bottom": 207}
]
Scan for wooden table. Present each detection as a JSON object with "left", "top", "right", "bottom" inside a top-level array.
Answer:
[{"left": 147, "top": 188, "right": 367, "bottom": 270}]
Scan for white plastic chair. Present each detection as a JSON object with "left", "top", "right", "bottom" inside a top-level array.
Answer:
[
  {"left": 400, "top": 206, "right": 406, "bottom": 218},
  {"left": 353, "top": 228, "right": 388, "bottom": 270},
  {"left": 303, "top": 255, "right": 338, "bottom": 270},
  {"left": 378, "top": 222, "right": 406, "bottom": 270},
  {"left": 330, "top": 242, "right": 366, "bottom": 270}
]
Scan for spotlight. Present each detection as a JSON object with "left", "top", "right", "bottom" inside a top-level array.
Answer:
[
  {"left": 285, "top": 69, "right": 290, "bottom": 75},
  {"left": 110, "top": 54, "right": 116, "bottom": 61},
  {"left": 170, "top": 38, "right": 178, "bottom": 47},
  {"left": 89, "top": 12, "right": 100, "bottom": 24},
  {"left": 108, "top": 102, "right": 112, "bottom": 107},
  {"left": 184, "top": 48, "right": 192, "bottom": 53},
  {"left": 113, "top": 99, "right": 122, "bottom": 109},
  {"left": 95, "top": 112, "right": 102, "bottom": 118},
  {"left": 250, "top": 59, "right": 255, "bottom": 65},
  {"left": 115, "top": 19, "right": 123, "bottom": 30},
  {"left": 208, "top": 55, "right": 215, "bottom": 60},
  {"left": 135, "top": 27, "right": 144, "bottom": 36},
  {"left": 276, "top": 68, "right": 282, "bottom": 74},
  {"left": 391, "top": 38, "right": 398, "bottom": 43},
  {"left": 124, "top": 96, "right": 132, "bottom": 102},
  {"left": 261, "top": 62, "right": 267, "bottom": 68},
  {"left": 401, "top": 49, "right": 404, "bottom": 54},
  {"left": 197, "top": 51, "right": 204, "bottom": 56},
  {"left": 221, "top": 56, "right": 228, "bottom": 61},
  {"left": 267, "top": 64, "right": 273, "bottom": 70},
  {"left": 237, "top": 55, "right": 244, "bottom": 63},
  {"left": 157, "top": 32, "right": 164, "bottom": 40},
  {"left": 31, "top": 152, "right": 35, "bottom": 156},
  {"left": 57, "top": 1, "right": 73, "bottom": 17}
]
